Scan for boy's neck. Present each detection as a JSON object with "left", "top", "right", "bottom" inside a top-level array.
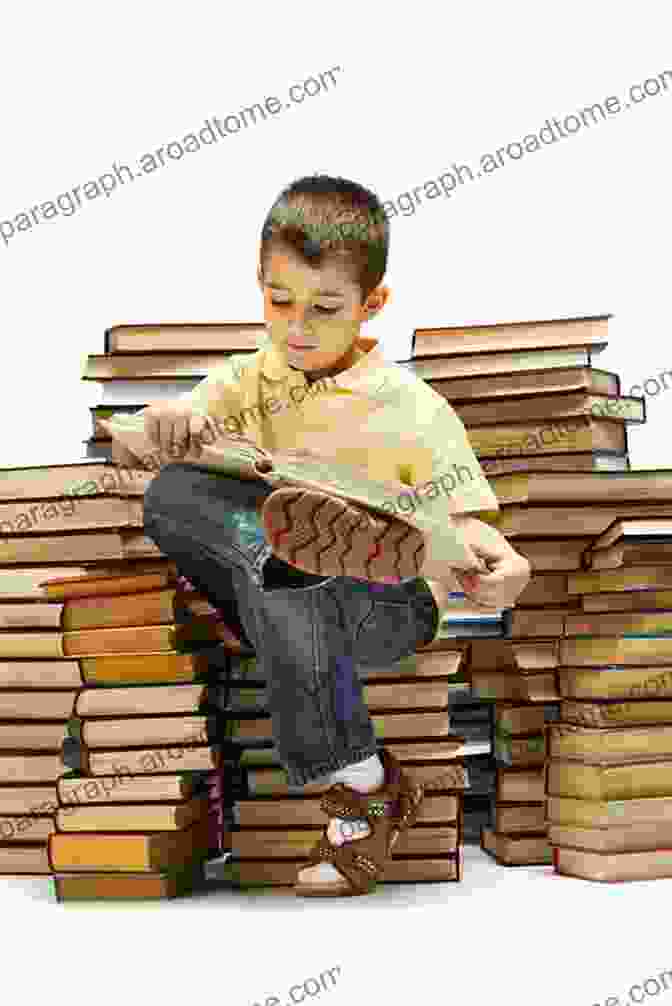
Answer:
[{"left": 291, "top": 338, "right": 369, "bottom": 384}]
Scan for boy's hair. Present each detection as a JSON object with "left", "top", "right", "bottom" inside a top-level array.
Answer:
[{"left": 260, "top": 175, "right": 389, "bottom": 305}]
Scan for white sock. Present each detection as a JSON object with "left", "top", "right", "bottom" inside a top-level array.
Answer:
[{"left": 306, "top": 754, "right": 384, "bottom": 883}]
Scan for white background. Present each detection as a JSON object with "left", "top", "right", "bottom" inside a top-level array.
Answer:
[{"left": 1, "top": 2, "right": 672, "bottom": 1003}]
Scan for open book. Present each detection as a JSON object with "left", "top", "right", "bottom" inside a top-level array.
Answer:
[{"left": 100, "top": 414, "right": 488, "bottom": 573}]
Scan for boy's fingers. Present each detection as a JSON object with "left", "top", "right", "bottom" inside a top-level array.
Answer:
[
  {"left": 171, "top": 415, "right": 189, "bottom": 449},
  {"left": 144, "top": 412, "right": 160, "bottom": 447},
  {"left": 158, "top": 417, "right": 176, "bottom": 453}
]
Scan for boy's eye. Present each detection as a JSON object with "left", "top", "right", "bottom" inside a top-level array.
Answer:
[{"left": 270, "top": 300, "right": 339, "bottom": 314}]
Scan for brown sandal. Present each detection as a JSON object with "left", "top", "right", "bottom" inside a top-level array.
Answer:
[{"left": 294, "top": 749, "right": 424, "bottom": 897}]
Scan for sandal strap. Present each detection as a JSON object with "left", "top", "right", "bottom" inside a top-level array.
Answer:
[
  {"left": 319, "top": 785, "right": 400, "bottom": 822},
  {"left": 304, "top": 835, "right": 382, "bottom": 894}
]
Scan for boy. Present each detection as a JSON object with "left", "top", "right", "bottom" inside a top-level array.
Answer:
[{"left": 123, "top": 175, "right": 531, "bottom": 896}]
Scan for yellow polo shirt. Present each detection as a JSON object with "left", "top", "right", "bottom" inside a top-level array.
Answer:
[{"left": 179, "top": 334, "right": 500, "bottom": 526}]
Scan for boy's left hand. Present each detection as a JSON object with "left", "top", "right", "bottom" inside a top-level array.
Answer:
[{"left": 454, "top": 551, "right": 531, "bottom": 610}]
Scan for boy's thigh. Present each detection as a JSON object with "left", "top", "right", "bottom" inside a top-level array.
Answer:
[{"left": 335, "top": 577, "right": 439, "bottom": 667}]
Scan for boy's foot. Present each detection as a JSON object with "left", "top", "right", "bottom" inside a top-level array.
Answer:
[{"left": 260, "top": 488, "right": 426, "bottom": 584}]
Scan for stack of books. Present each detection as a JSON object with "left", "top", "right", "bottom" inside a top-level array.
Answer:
[
  {"left": 211, "top": 636, "right": 475, "bottom": 890},
  {"left": 0, "top": 460, "right": 165, "bottom": 880},
  {"left": 547, "top": 517, "right": 672, "bottom": 881},
  {"left": 42, "top": 566, "right": 234, "bottom": 902},
  {"left": 402, "top": 314, "right": 672, "bottom": 881},
  {"left": 83, "top": 322, "right": 265, "bottom": 460},
  {"left": 0, "top": 459, "right": 243, "bottom": 898}
]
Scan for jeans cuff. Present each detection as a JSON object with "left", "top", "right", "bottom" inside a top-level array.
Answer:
[{"left": 284, "top": 745, "right": 381, "bottom": 787}]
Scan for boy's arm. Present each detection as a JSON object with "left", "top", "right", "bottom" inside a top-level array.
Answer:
[{"left": 407, "top": 397, "right": 530, "bottom": 605}]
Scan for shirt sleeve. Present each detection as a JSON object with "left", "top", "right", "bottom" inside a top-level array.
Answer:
[
  {"left": 177, "top": 354, "right": 246, "bottom": 421},
  {"left": 406, "top": 398, "right": 500, "bottom": 517}
]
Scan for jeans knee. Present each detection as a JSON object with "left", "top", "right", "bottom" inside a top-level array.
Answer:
[{"left": 143, "top": 464, "right": 190, "bottom": 522}]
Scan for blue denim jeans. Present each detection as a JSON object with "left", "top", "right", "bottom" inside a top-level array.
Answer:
[{"left": 142, "top": 464, "right": 439, "bottom": 786}]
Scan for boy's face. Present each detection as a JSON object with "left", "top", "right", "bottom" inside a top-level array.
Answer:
[{"left": 257, "top": 244, "right": 389, "bottom": 375}]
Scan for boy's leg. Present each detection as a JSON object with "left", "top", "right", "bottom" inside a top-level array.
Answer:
[{"left": 142, "top": 464, "right": 438, "bottom": 786}]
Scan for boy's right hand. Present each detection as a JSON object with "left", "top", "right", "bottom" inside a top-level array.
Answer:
[{"left": 143, "top": 402, "right": 218, "bottom": 457}]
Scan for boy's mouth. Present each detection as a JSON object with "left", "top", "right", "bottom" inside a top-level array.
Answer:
[{"left": 287, "top": 341, "right": 317, "bottom": 350}]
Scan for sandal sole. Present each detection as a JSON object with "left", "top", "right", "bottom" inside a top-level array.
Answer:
[{"left": 261, "top": 489, "right": 426, "bottom": 584}]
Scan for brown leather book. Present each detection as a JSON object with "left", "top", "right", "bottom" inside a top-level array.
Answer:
[
  {"left": 85, "top": 744, "right": 219, "bottom": 776},
  {"left": 582, "top": 589, "right": 672, "bottom": 613},
  {"left": 568, "top": 565, "right": 672, "bottom": 595},
  {"left": 51, "top": 864, "right": 205, "bottom": 900},
  {"left": 0, "top": 530, "right": 163, "bottom": 566},
  {"left": 565, "top": 611, "right": 672, "bottom": 637},
  {"left": 56, "top": 795, "right": 208, "bottom": 832},
  {"left": 79, "top": 650, "right": 216, "bottom": 686},
  {"left": 471, "top": 417, "right": 625, "bottom": 459},
  {"left": 82, "top": 350, "right": 255, "bottom": 381},
  {"left": 481, "top": 826, "right": 552, "bottom": 865},
  {"left": 496, "top": 767, "right": 546, "bottom": 803},
  {"left": 491, "top": 501, "right": 672, "bottom": 539},
  {"left": 0, "top": 589, "right": 182, "bottom": 631},
  {"left": 0, "top": 722, "right": 69, "bottom": 750},
  {"left": 560, "top": 637, "right": 672, "bottom": 666},
  {"left": 471, "top": 671, "right": 559, "bottom": 702},
  {"left": 552, "top": 845, "right": 672, "bottom": 881},
  {"left": 546, "top": 757, "right": 672, "bottom": 800},
  {"left": 231, "top": 825, "right": 459, "bottom": 860},
  {"left": 509, "top": 608, "right": 575, "bottom": 637},
  {"left": 454, "top": 391, "right": 644, "bottom": 428},
  {"left": 491, "top": 803, "right": 547, "bottom": 834},
  {"left": 0, "top": 817, "right": 55, "bottom": 842},
  {"left": 0, "top": 566, "right": 91, "bottom": 600},
  {"left": 0, "top": 497, "right": 143, "bottom": 537},
  {"left": 0, "top": 845, "right": 52, "bottom": 875},
  {"left": 77, "top": 714, "right": 211, "bottom": 749},
  {"left": 560, "top": 699, "right": 672, "bottom": 727},
  {"left": 0, "top": 621, "right": 219, "bottom": 659},
  {"left": 57, "top": 773, "right": 196, "bottom": 805},
  {"left": 105, "top": 321, "right": 265, "bottom": 354},
  {"left": 546, "top": 794, "right": 672, "bottom": 828},
  {"left": 234, "top": 794, "right": 459, "bottom": 829},
  {"left": 425, "top": 365, "right": 620, "bottom": 402},
  {"left": 549, "top": 722, "right": 672, "bottom": 762},
  {"left": 469, "top": 639, "right": 559, "bottom": 671},
  {"left": 360, "top": 649, "right": 464, "bottom": 681},
  {"left": 548, "top": 820, "right": 672, "bottom": 854},
  {"left": 39, "top": 563, "right": 177, "bottom": 600},
  {"left": 48, "top": 816, "right": 210, "bottom": 871},
  {"left": 411, "top": 315, "right": 610, "bottom": 359},
  {"left": 0, "top": 753, "right": 64, "bottom": 783},
  {"left": 557, "top": 665, "right": 672, "bottom": 699},
  {"left": 0, "top": 785, "right": 58, "bottom": 815},
  {"left": 0, "top": 691, "right": 77, "bottom": 719},
  {"left": 0, "top": 462, "right": 140, "bottom": 502},
  {"left": 222, "top": 855, "right": 460, "bottom": 886},
  {"left": 75, "top": 683, "right": 212, "bottom": 717},
  {"left": 482, "top": 452, "right": 630, "bottom": 475},
  {"left": 582, "top": 518, "right": 672, "bottom": 565},
  {"left": 487, "top": 471, "right": 672, "bottom": 507}
]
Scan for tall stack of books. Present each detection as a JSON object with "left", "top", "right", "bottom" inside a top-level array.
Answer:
[
  {"left": 0, "top": 460, "right": 243, "bottom": 899},
  {"left": 83, "top": 322, "right": 265, "bottom": 461},
  {"left": 548, "top": 518, "right": 672, "bottom": 881},
  {"left": 0, "top": 461, "right": 163, "bottom": 880},
  {"left": 212, "top": 630, "right": 478, "bottom": 890},
  {"left": 402, "top": 314, "right": 672, "bottom": 881}
]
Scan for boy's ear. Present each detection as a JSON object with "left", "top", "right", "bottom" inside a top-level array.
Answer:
[
  {"left": 361, "top": 284, "right": 391, "bottom": 320},
  {"left": 257, "top": 264, "right": 264, "bottom": 291}
]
